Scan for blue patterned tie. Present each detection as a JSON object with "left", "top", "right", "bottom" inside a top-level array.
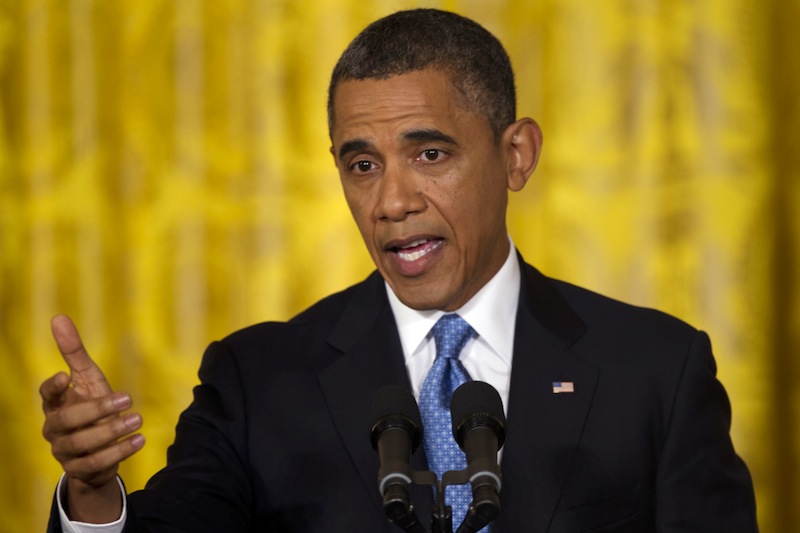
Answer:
[{"left": 419, "top": 314, "right": 477, "bottom": 530}]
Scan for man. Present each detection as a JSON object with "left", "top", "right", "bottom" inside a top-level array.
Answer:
[{"left": 42, "top": 8, "right": 757, "bottom": 532}]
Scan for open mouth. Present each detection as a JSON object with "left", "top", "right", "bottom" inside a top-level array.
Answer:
[{"left": 390, "top": 238, "right": 444, "bottom": 262}]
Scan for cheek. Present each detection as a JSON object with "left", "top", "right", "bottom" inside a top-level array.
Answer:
[
  {"left": 443, "top": 175, "right": 491, "bottom": 217},
  {"left": 343, "top": 194, "right": 379, "bottom": 247},
  {"left": 343, "top": 187, "right": 371, "bottom": 222},
  {"left": 451, "top": 181, "right": 507, "bottom": 240}
]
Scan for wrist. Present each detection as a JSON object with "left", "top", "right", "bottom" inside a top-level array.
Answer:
[{"left": 64, "top": 474, "right": 124, "bottom": 523}]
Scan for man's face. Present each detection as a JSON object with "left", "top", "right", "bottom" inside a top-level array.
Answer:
[{"left": 330, "top": 68, "right": 522, "bottom": 311}]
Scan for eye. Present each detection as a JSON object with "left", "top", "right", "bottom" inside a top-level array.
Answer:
[
  {"left": 350, "top": 160, "right": 376, "bottom": 174},
  {"left": 417, "top": 149, "right": 444, "bottom": 162}
]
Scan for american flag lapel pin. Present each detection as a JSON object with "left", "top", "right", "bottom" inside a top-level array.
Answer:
[{"left": 552, "top": 381, "right": 575, "bottom": 394}]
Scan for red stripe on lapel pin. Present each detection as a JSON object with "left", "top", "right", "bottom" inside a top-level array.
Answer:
[{"left": 552, "top": 381, "right": 574, "bottom": 394}]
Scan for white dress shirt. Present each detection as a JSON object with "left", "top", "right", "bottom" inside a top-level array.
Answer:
[
  {"left": 59, "top": 238, "right": 521, "bottom": 531},
  {"left": 57, "top": 474, "right": 126, "bottom": 533},
  {"left": 387, "top": 237, "right": 520, "bottom": 415}
]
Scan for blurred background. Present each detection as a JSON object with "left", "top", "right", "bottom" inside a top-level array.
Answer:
[{"left": 1, "top": 0, "right": 798, "bottom": 531}]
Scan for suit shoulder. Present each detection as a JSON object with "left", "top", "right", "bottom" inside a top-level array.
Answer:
[
  {"left": 537, "top": 274, "right": 706, "bottom": 373},
  {"left": 540, "top": 276, "right": 712, "bottom": 394},
  {"left": 216, "top": 272, "right": 380, "bottom": 352},
  {"left": 550, "top": 277, "right": 698, "bottom": 338}
]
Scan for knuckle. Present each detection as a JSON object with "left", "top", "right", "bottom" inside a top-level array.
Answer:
[
  {"left": 51, "top": 434, "right": 80, "bottom": 463},
  {"left": 62, "top": 432, "right": 84, "bottom": 455},
  {"left": 50, "top": 409, "right": 70, "bottom": 430},
  {"left": 83, "top": 453, "right": 102, "bottom": 473},
  {"left": 40, "top": 372, "right": 67, "bottom": 403},
  {"left": 50, "top": 441, "right": 65, "bottom": 463},
  {"left": 42, "top": 421, "right": 54, "bottom": 442},
  {"left": 102, "top": 397, "right": 120, "bottom": 416},
  {"left": 38, "top": 379, "right": 49, "bottom": 399}
]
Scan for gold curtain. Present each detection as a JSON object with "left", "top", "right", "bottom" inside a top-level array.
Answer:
[{"left": 1, "top": 1, "right": 797, "bottom": 531}]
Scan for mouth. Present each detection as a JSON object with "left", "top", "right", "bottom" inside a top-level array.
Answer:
[
  {"left": 386, "top": 237, "right": 443, "bottom": 261},
  {"left": 386, "top": 238, "right": 444, "bottom": 265}
]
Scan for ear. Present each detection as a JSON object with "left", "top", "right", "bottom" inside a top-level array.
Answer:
[{"left": 502, "top": 118, "right": 543, "bottom": 192}]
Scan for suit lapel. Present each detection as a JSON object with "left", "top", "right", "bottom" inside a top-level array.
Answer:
[
  {"left": 317, "top": 272, "right": 434, "bottom": 525},
  {"left": 495, "top": 260, "right": 599, "bottom": 532}
]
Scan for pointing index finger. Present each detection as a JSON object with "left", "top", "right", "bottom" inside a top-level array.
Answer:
[
  {"left": 51, "top": 314, "right": 112, "bottom": 397},
  {"left": 51, "top": 315, "right": 92, "bottom": 370}
]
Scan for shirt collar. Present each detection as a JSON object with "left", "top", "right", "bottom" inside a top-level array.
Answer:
[{"left": 386, "top": 238, "right": 521, "bottom": 364}]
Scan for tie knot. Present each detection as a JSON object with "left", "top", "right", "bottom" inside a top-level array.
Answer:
[{"left": 432, "top": 314, "right": 475, "bottom": 360}]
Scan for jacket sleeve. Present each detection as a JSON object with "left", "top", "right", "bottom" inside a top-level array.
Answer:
[
  {"left": 125, "top": 340, "right": 254, "bottom": 532},
  {"left": 655, "top": 330, "right": 758, "bottom": 532}
]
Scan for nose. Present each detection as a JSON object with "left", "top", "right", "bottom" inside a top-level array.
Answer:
[{"left": 374, "top": 164, "right": 426, "bottom": 221}]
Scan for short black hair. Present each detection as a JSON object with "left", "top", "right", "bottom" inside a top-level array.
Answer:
[{"left": 327, "top": 9, "right": 516, "bottom": 139}]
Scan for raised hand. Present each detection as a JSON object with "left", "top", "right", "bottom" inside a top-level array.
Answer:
[{"left": 40, "top": 314, "right": 144, "bottom": 522}]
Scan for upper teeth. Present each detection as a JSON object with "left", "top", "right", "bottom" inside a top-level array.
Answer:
[
  {"left": 396, "top": 239, "right": 440, "bottom": 262},
  {"left": 401, "top": 239, "right": 427, "bottom": 249}
]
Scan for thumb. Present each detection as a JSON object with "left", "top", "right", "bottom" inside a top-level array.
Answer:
[{"left": 51, "top": 314, "right": 112, "bottom": 397}]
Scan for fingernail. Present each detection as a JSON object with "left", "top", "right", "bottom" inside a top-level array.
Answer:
[
  {"left": 123, "top": 413, "right": 142, "bottom": 430},
  {"left": 112, "top": 393, "right": 131, "bottom": 410},
  {"left": 131, "top": 434, "right": 145, "bottom": 449}
]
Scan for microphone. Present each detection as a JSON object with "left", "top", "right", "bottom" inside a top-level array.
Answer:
[
  {"left": 369, "top": 385, "right": 425, "bottom": 532},
  {"left": 450, "top": 381, "right": 507, "bottom": 533}
]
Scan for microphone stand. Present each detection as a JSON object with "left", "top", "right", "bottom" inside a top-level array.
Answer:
[
  {"left": 439, "top": 468, "right": 499, "bottom": 533},
  {"left": 431, "top": 476, "right": 453, "bottom": 533},
  {"left": 382, "top": 469, "right": 435, "bottom": 533},
  {"left": 381, "top": 466, "right": 499, "bottom": 533}
]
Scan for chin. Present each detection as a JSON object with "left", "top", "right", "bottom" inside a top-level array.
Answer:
[
  {"left": 390, "top": 285, "right": 442, "bottom": 311},
  {"left": 396, "top": 287, "right": 457, "bottom": 312}
]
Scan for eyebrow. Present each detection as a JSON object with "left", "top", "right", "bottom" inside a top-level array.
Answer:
[
  {"left": 337, "top": 139, "right": 371, "bottom": 161},
  {"left": 402, "top": 128, "right": 458, "bottom": 146}
]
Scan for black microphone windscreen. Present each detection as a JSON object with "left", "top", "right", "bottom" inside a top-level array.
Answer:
[
  {"left": 370, "top": 385, "right": 422, "bottom": 427},
  {"left": 369, "top": 385, "right": 423, "bottom": 450},
  {"left": 450, "top": 381, "right": 506, "bottom": 446}
]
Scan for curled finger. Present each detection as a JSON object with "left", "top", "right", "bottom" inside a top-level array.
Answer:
[
  {"left": 40, "top": 372, "right": 71, "bottom": 413},
  {"left": 60, "top": 433, "right": 146, "bottom": 488},
  {"left": 43, "top": 392, "right": 132, "bottom": 440},
  {"left": 51, "top": 412, "right": 143, "bottom": 463}
]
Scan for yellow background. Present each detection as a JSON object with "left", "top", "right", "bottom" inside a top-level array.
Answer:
[{"left": 1, "top": 1, "right": 798, "bottom": 531}]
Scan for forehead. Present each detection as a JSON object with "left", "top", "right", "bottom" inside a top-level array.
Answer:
[{"left": 331, "top": 69, "right": 473, "bottom": 144}]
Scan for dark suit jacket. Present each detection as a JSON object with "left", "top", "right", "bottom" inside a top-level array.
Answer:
[{"left": 50, "top": 259, "right": 757, "bottom": 532}]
